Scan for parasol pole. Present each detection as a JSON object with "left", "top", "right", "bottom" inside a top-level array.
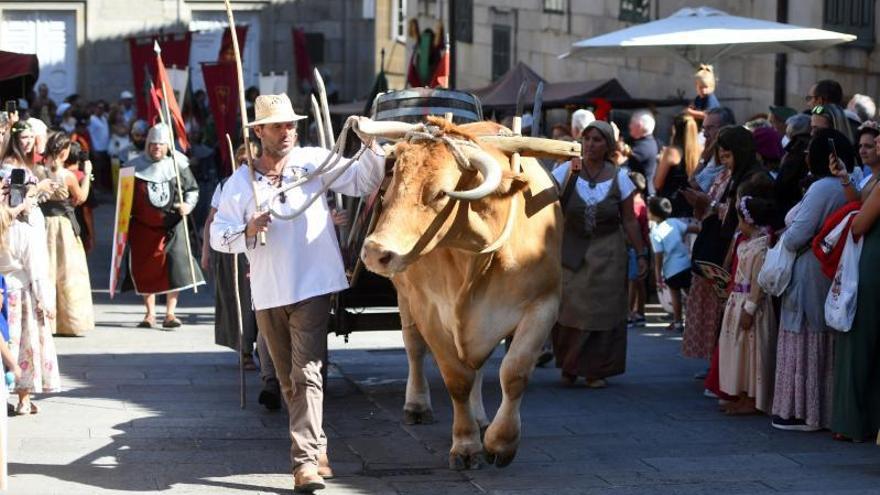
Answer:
[
  {"left": 154, "top": 41, "right": 199, "bottom": 295},
  {"left": 227, "top": 133, "right": 246, "bottom": 410},
  {"left": 223, "top": 0, "right": 265, "bottom": 245}
]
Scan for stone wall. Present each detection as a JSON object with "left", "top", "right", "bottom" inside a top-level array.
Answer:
[{"left": 0, "top": 0, "right": 384, "bottom": 105}]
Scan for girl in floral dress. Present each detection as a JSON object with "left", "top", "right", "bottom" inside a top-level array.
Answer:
[{"left": 718, "top": 196, "right": 777, "bottom": 415}]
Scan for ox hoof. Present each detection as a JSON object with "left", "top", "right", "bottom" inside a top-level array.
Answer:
[
  {"left": 484, "top": 447, "right": 517, "bottom": 468},
  {"left": 448, "top": 450, "right": 484, "bottom": 471},
  {"left": 403, "top": 405, "right": 434, "bottom": 425},
  {"left": 484, "top": 424, "right": 520, "bottom": 468}
]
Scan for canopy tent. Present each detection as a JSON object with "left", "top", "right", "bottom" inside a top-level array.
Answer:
[
  {"left": 469, "top": 62, "right": 545, "bottom": 109},
  {"left": 0, "top": 51, "right": 39, "bottom": 103},
  {"left": 560, "top": 7, "right": 857, "bottom": 66},
  {"left": 469, "top": 62, "right": 637, "bottom": 111}
]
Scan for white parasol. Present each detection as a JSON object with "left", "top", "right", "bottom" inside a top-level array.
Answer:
[{"left": 560, "top": 7, "right": 857, "bottom": 66}]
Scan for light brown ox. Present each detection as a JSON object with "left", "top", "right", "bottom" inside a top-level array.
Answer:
[{"left": 359, "top": 117, "right": 563, "bottom": 469}]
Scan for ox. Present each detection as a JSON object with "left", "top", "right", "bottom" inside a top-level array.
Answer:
[{"left": 359, "top": 117, "right": 564, "bottom": 469}]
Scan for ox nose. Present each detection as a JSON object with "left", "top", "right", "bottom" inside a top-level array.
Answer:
[{"left": 361, "top": 239, "right": 398, "bottom": 273}]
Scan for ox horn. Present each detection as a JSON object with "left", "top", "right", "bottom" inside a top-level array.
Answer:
[
  {"left": 445, "top": 145, "right": 503, "bottom": 201},
  {"left": 352, "top": 117, "right": 421, "bottom": 140}
]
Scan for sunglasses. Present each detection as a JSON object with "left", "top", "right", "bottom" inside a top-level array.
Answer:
[
  {"left": 811, "top": 105, "right": 827, "bottom": 115},
  {"left": 804, "top": 94, "right": 818, "bottom": 102}
]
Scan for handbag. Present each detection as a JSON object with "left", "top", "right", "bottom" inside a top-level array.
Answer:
[
  {"left": 811, "top": 201, "right": 860, "bottom": 279},
  {"left": 825, "top": 229, "right": 862, "bottom": 332},
  {"left": 757, "top": 232, "right": 797, "bottom": 297}
]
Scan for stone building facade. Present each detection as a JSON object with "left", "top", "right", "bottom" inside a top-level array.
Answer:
[
  {"left": 411, "top": 0, "right": 880, "bottom": 124},
  {"left": 0, "top": 0, "right": 407, "bottom": 108}
]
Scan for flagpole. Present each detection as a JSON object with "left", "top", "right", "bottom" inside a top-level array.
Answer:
[
  {"left": 223, "top": 0, "right": 265, "bottom": 246},
  {"left": 154, "top": 42, "right": 200, "bottom": 295}
]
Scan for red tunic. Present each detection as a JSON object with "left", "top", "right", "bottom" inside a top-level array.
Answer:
[{"left": 128, "top": 179, "right": 171, "bottom": 294}]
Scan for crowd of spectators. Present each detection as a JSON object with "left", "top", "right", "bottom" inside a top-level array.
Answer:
[{"left": 553, "top": 68, "right": 880, "bottom": 445}]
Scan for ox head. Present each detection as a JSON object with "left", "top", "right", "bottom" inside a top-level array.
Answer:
[{"left": 358, "top": 117, "right": 528, "bottom": 276}]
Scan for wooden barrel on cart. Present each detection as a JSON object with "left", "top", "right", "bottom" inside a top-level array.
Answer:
[
  {"left": 372, "top": 88, "right": 483, "bottom": 124},
  {"left": 331, "top": 88, "right": 483, "bottom": 337}
]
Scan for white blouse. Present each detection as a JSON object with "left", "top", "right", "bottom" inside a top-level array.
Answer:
[{"left": 552, "top": 161, "right": 636, "bottom": 206}]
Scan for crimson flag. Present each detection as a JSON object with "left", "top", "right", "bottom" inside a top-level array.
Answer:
[
  {"left": 428, "top": 41, "right": 450, "bottom": 89},
  {"left": 202, "top": 62, "right": 240, "bottom": 177},
  {"left": 151, "top": 45, "right": 190, "bottom": 151},
  {"left": 128, "top": 32, "right": 191, "bottom": 119},
  {"left": 219, "top": 25, "right": 248, "bottom": 64}
]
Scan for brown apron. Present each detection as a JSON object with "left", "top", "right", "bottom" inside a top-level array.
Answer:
[{"left": 557, "top": 163, "right": 628, "bottom": 332}]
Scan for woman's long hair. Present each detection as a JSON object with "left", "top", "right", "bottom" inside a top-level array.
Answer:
[
  {"left": 671, "top": 113, "right": 701, "bottom": 177},
  {"left": 716, "top": 125, "right": 762, "bottom": 192},
  {"left": 3, "top": 121, "right": 35, "bottom": 168}
]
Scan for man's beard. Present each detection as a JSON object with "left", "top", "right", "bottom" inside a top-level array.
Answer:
[
  {"left": 133, "top": 139, "right": 146, "bottom": 151},
  {"left": 263, "top": 144, "right": 290, "bottom": 159}
]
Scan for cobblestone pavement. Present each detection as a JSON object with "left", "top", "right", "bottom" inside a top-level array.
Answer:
[{"left": 7, "top": 206, "right": 880, "bottom": 494}]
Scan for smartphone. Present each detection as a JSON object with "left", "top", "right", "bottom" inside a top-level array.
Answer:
[
  {"left": 8, "top": 168, "right": 26, "bottom": 208},
  {"left": 827, "top": 138, "right": 839, "bottom": 159},
  {"left": 10, "top": 168, "right": 25, "bottom": 185},
  {"left": 5, "top": 101, "right": 15, "bottom": 113}
]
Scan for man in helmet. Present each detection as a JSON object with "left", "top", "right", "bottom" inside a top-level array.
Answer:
[{"left": 119, "top": 123, "right": 204, "bottom": 328}]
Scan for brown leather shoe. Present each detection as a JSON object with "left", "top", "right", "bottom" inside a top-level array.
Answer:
[
  {"left": 294, "top": 464, "right": 325, "bottom": 493},
  {"left": 318, "top": 453, "right": 334, "bottom": 479}
]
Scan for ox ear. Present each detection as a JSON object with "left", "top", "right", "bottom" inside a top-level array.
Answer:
[{"left": 495, "top": 171, "right": 529, "bottom": 197}]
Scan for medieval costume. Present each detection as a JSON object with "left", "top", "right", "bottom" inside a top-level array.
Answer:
[
  {"left": 210, "top": 93, "right": 385, "bottom": 490},
  {"left": 117, "top": 124, "right": 204, "bottom": 296},
  {"left": 37, "top": 166, "right": 95, "bottom": 336},
  {"left": 551, "top": 122, "right": 641, "bottom": 386}
]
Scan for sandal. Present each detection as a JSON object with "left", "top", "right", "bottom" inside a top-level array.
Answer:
[
  {"left": 242, "top": 354, "right": 257, "bottom": 371},
  {"left": 561, "top": 372, "right": 578, "bottom": 387},
  {"left": 161, "top": 317, "right": 182, "bottom": 329},
  {"left": 137, "top": 317, "right": 155, "bottom": 328},
  {"left": 665, "top": 322, "right": 684, "bottom": 332},
  {"left": 15, "top": 400, "right": 38, "bottom": 415}
]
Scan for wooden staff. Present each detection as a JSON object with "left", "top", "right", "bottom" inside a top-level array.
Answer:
[
  {"left": 227, "top": 133, "right": 246, "bottom": 410},
  {"left": 155, "top": 42, "right": 199, "bottom": 294},
  {"left": 223, "top": 0, "right": 265, "bottom": 245}
]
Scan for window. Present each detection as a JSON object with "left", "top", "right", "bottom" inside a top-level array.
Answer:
[
  {"left": 544, "top": 0, "right": 566, "bottom": 14},
  {"left": 454, "top": 0, "right": 473, "bottom": 43},
  {"left": 391, "top": 0, "right": 407, "bottom": 42},
  {"left": 491, "top": 24, "right": 511, "bottom": 81},
  {"left": 362, "top": 0, "right": 375, "bottom": 19},
  {"left": 824, "top": 0, "right": 874, "bottom": 48},
  {"left": 304, "top": 32, "right": 325, "bottom": 65},
  {"left": 619, "top": 0, "right": 650, "bottom": 23}
]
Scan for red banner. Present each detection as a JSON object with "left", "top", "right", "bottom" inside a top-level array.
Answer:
[
  {"left": 219, "top": 26, "right": 248, "bottom": 64},
  {"left": 152, "top": 51, "right": 190, "bottom": 151},
  {"left": 202, "top": 62, "right": 240, "bottom": 177},
  {"left": 128, "top": 32, "right": 191, "bottom": 119}
]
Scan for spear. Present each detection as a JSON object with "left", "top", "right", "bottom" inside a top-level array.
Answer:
[
  {"left": 154, "top": 41, "right": 199, "bottom": 295},
  {"left": 223, "top": 0, "right": 265, "bottom": 245}
]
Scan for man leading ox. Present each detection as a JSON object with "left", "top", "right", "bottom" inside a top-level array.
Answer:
[{"left": 210, "top": 93, "right": 384, "bottom": 493}]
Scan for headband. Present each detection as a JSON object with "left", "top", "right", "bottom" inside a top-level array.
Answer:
[
  {"left": 11, "top": 121, "right": 31, "bottom": 135},
  {"left": 738, "top": 195, "right": 755, "bottom": 225}
]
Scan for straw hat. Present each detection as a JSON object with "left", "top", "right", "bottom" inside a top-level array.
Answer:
[{"left": 247, "top": 93, "right": 306, "bottom": 127}]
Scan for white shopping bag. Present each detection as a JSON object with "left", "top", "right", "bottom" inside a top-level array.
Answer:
[
  {"left": 825, "top": 230, "right": 863, "bottom": 332},
  {"left": 758, "top": 232, "right": 797, "bottom": 296}
]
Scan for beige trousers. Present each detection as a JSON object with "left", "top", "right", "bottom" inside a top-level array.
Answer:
[{"left": 255, "top": 295, "right": 331, "bottom": 470}]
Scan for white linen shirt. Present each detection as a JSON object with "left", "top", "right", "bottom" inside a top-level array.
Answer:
[{"left": 210, "top": 145, "right": 385, "bottom": 311}]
